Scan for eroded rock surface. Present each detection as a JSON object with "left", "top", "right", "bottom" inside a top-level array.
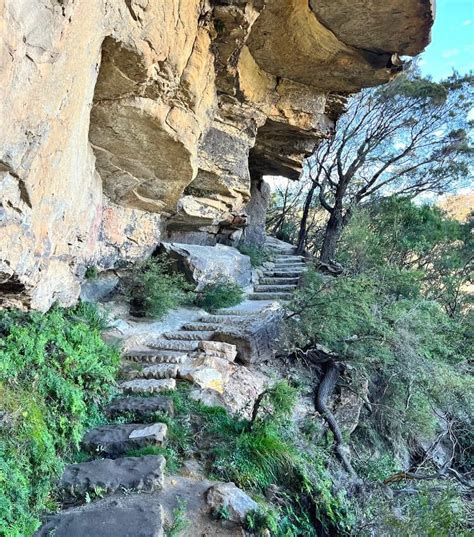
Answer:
[
  {"left": 0, "top": 0, "right": 433, "bottom": 310},
  {"left": 161, "top": 242, "right": 252, "bottom": 289}
]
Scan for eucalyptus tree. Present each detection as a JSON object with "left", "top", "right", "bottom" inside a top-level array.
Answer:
[{"left": 296, "top": 74, "right": 473, "bottom": 262}]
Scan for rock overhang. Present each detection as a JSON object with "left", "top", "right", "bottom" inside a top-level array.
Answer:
[{"left": 0, "top": 0, "right": 434, "bottom": 310}]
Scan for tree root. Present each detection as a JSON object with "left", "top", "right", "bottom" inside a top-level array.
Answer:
[{"left": 315, "top": 362, "right": 358, "bottom": 478}]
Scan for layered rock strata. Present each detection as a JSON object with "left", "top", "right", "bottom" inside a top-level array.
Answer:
[{"left": 0, "top": 0, "right": 433, "bottom": 309}]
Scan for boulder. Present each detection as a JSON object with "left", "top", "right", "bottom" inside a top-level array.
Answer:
[
  {"left": 213, "top": 303, "right": 284, "bottom": 364},
  {"left": 206, "top": 482, "right": 259, "bottom": 524},
  {"left": 161, "top": 243, "right": 252, "bottom": 289}
]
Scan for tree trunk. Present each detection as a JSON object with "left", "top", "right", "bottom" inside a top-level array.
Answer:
[
  {"left": 296, "top": 183, "right": 316, "bottom": 254},
  {"left": 319, "top": 209, "right": 343, "bottom": 263}
]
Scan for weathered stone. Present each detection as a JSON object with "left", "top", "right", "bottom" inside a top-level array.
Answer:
[
  {"left": 180, "top": 367, "right": 225, "bottom": 394},
  {"left": 214, "top": 304, "right": 284, "bottom": 364},
  {"left": 122, "top": 363, "right": 179, "bottom": 380},
  {"left": 119, "top": 378, "right": 176, "bottom": 395},
  {"left": 59, "top": 455, "right": 166, "bottom": 502},
  {"left": 123, "top": 350, "right": 189, "bottom": 364},
  {"left": 35, "top": 495, "right": 164, "bottom": 537},
  {"left": 206, "top": 482, "right": 259, "bottom": 524},
  {"left": 161, "top": 243, "right": 252, "bottom": 289},
  {"left": 242, "top": 178, "right": 271, "bottom": 247},
  {"left": 198, "top": 341, "right": 237, "bottom": 362},
  {"left": 106, "top": 396, "right": 174, "bottom": 419},
  {"left": 162, "top": 330, "right": 215, "bottom": 341},
  {"left": 221, "top": 366, "right": 269, "bottom": 419},
  {"left": 82, "top": 423, "right": 167, "bottom": 455}
]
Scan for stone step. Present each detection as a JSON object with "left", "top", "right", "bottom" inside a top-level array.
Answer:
[
  {"left": 273, "top": 262, "right": 305, "bottom": 268},
  {"left": 59, "top": 455, "right": 166, "bottom": 503},
  {"left": 198, "top": 314, "right": 249, "bottom": 324},
  {"left": 275, "top": 255, "right": 305, "bottom": 261},
  {"left": 149, "top": 339, "right": 200, "bottom": 352},
  {"left": 182, "top": 322, "right": 221, "bottom": 331},
  {"left": 35, "top": 495, "right": 164, "bottom": 537},
  {"left": 263, "top": 270, "right": 305, "bottom": 278},
  {"left": 162, "top": 330, "right": 215, "bottom": 341},
  {"left": 259, "top": 277, "right": 300, "bottom": 285},
  {"left": 106, "top": 396, "right": 174, "bottom": 419},
  {"left": 248, "top": 292, "right": 293, "bottom": 300},
  {"left": 123, "top": 349, "right": 188, "bottom": 364},
  {"left": 254, "top": 284, "right": 297, "bottom": 292},
  {"left": 122, "top": 363, "right": 179, "bottom": 380},
  {"left": 82, "top": 423, "right": 167, "bottom": 456},
  {"left": 119, "top": 378, "right": 176, "bottom": 395}
]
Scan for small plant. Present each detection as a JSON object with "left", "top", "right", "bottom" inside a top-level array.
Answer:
[
  {"left": 249, "top": 381, "right": 298, "bottom": 429},
  {"left": 195, "top": 278, "right": 244, "bottom": 312},
  {"left": 128, "top": 257, "right": 194, "bottom": 318},
  {"left": 124, "top": 445, "right": 180, "bottom": 474},
  {"left": 238, "top": 244, "right": 274, "bottom": 267},
  {"left": 84, "top": 265, "right": 99, "bottom": 280},
  {"left": 213, "top": 505, "right": 231, "bottom": 521},
  {"left": 165, "top": 498, "right": 189, "bottom": 537},
  {"left": 245, "top": 507, "right": 279, "bottom": 535}
]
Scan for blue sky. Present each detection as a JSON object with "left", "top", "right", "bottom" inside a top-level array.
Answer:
[{"left": 419, "top": 0, "right": 474, "bottom": 80}]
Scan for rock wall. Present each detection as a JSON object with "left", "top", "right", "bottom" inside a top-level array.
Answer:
[{"left": 0, "top": 0, "right": 433, "bottom": 310}]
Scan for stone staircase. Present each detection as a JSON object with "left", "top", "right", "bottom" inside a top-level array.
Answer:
[
  {"left": 248, "top": 241, "right": 306, "bottom": 301},
  {"left": 36, "top": 238, "right": 303, "bottom": 535},
  {"left": 36, "top": 392, "right": 174, "bottom": 535}
]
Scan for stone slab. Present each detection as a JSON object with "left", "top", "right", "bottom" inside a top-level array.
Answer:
[
  {"left": 60, "top": 455, "right": 166, "bottom": 502},
  {"left": 82, "top": 423, "right": 167, "bottom": 455},
  {"left": 106, "top": 396, "right": 174, "bottom": 419},
  {"left": 35, "top": 495, "right": 164, "bottom": 537},
  {"left": 120, "top": 378, "right": 176, "bottom": 395}
]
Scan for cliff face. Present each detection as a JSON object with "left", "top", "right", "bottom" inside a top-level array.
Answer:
[{"left": 0, "top": 0, "right": 433, "bottom": 310}]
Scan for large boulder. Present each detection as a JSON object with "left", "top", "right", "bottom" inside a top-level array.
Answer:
[{"left": 161, "top": 243, "right": 252, "bottom": 290}]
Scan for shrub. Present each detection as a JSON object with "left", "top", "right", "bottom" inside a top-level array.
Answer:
[
  {"left": 0, "top": 305, "right": 120, "bottom": 536},
  {"left": 195, "top": 278, "right": 244, "bottom": 312},
  {"left": 238, "top": 244, "right": 274, "bottom": 267},
  {"left": 128, "top": 257, "right": 194, "bottom": 318}
]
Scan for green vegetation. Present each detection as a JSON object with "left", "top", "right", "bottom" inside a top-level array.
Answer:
[
  {"left": 84, "top": 265, "right": 99, "bottom": 280},
  {"left": 145, "top": 383, "right": 355, "bottom": 536},
  {"left": 0, "top": 304, "right": 120, "bottom": 537},
  {"left": 128, "top": 256, "right": 195, "bottom": 318},
  {"left": 238, "top": 244, "right": 274, "bottom": 267},
  {"left": 285, "top": 197, "right": 473, "bottom": 534},
  {"left": 195, "top": 278, "right": 244, "bottom": 312},
  {"left": 165, "top": 498, "right": 189, "bottom": 537}
]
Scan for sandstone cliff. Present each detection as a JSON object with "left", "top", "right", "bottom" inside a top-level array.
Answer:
[{"left": 0, "top": 0, "right": 433, "bottom": 310}]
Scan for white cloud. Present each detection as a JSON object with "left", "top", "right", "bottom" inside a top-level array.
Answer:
[
  {"left": 463, "top": 19, "right": 472, "bottom": 26},
  {"left": 441, "top": 48, "right": 460, "bottom": 59}
]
